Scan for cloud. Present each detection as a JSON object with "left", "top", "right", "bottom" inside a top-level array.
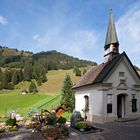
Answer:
[
  {"left": 116, "top": 2, "right": 140, "bottom": 67},
  {"left": 33, "top": 34, "right": 42, "bottom": 42},
  {"left": 32, "top": 29, "right": 99, "bottom": 61},
  {"left": 61, "top": 30, "right": 98, "bottom": 59},
  {"left": 0, "top": 15, "right": 7, "bottom": 25}
]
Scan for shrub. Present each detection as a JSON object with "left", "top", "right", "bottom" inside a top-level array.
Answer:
[
  {"left": 5, "top": 118, "right": 16, "bottom": 126},
  {"left": 9, "top": 126, "right": 18, "bottom": 131},
  {"left": 29, "top": 81, "right": 38, "bottom": 93},
  {"left": 75, "top": 121, "right": 87, "bottom": 129},
  {"left": 57, "top": 116, "right": 66, "bottom": 125},
  {"left": 47, "top": 113, "right": 57, "bottom": 126}
]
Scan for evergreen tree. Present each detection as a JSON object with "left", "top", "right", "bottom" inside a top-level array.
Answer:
[
  {"left": 0, "top": 68, "right": 2, "bottom": 89},
  {"left": 39, "top": 68, "right": 47, "bottom": 83},
  {"left": 2, "top": 72, "right": 9, "bottom": 89},
  {"left": 61, "top": 74, "right": 75, "bottom": 112},
  {"left": 75, "top": 67, "right": 81, "bottom": 76},
  {"left": 29, "top": 81, "right": 38, "bottom": 93},
  {"left": 23, "top": 62, "right": 33, "bottom": 81},
  {"left": 33, "top": 63, "right": 41, "bottom": 81},
  {"left": 0, "top": 68, "right": 3, "bottom": 82},
  {"left": 0, "top": 82, "right": 2, "bottom": 90},
  {"left": 17, "top": 69, "right": 23, "bottom": 82},
  {"left": 11, "top": 70, "right": 19, "bottom": 85},
  {"left": 5, "top": 69, "right": 12, "bottom": 83},
  {"left": 33, "top": 64, "right": 47, "bottom": 85}
]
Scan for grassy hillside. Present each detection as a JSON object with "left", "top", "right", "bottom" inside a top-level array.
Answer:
[
  {"left": 0, "top": 69, "right": 79, "bottom": 116},
  {"left": 15, "top": 69, "right": 80, "bottom": 94},
  {"left": 0, "top": 46, "right": 32, "bottom": 56},
  {"left": 38, "top": 69, "right": 79, "bottom": 94}
]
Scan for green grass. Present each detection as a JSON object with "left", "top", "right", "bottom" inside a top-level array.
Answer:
[
  {"left": 38, "top": 69, "right": 79, "bottom": 94},
  {"left": 0, "top": 69, "right": 79, "bottom": 118},
  {"left": 62, "top": 112, "right": 72, "bottom": 121},
  {"left": 0, "top": 90, "right": 59, "bottom": 116}
]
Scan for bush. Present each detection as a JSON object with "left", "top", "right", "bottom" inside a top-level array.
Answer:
[
  {"left": 57, "top": 116, "right": 66, "bottom": 125},
  {"left": 5, "top": 118, "right": 16, "bottom": 126},
  {"left": 47, "top": 113, "right": 57, "bottom": 126},
  {"left": 9, "top": 126, "right": 18, "bottom": 131},
  {"left": 29, "top": 81, "right": 38, "bottom": 93},
  {"left": 75, "top": 121, "right": 87, "bottom": 129}
]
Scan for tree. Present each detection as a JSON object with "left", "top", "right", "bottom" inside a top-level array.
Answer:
[
  {"left": 74, "top": 67, "right": 81, "bottom": 76},
  {"left": 83, "top": 67, "right": 87, "bottom": 75},
  {"left": 0, "top": 68, "right": 3, "bottom": 82},
  {"left": 2, "top": 72, "right": 9, "bottom": 89},
  {"left": 38, "top": 68, "right": 47, "bottom": 84},
  {"left": 11, "top": 70, "right": 19, "bottom": 85},
  {"left": 33, "top": 63, "right": 47, "bottom": 85},
  {"left": 23, "top": 62, "right": 33, "bottom": 81},
  {"left": 61, "top": 74, "right": 75, "bottom": 112},
  {"left": 29, "top": 81, "right": 38, "bottom": 93},
  {"left": 17, "top": 69, "right": 23, "bottom": 82}
]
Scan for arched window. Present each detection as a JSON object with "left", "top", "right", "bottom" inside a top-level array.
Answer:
[
  {"left": 84, "top": 95, "right": 89, "bottom": 112},
  {"left": 107, "top": 94, "right": 112, "bottom": 113}
]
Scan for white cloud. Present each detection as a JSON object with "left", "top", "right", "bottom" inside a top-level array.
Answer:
[
  {"left": 31, "top": 29, "right": 99, "bottom": 62},
  {"left": 116, "top": 2, "right": 140, "bottom": 67},
  {"left": 0, "top": 15, "right": 7, "bottom": 25},
  {"left": 61, "top": 30, "right": 98, "bottom": 58},
  {"left": 33, "top": 34, "right": 42, "bottom": 42}
]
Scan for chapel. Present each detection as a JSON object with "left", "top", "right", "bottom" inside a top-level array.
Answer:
[{"left": 73, "top": 10, "right": 140, "bottom": 123}]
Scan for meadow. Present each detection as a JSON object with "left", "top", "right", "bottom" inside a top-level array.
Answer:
[
  {"left": 0, "top": 69, "right": 79, "bottom": 117},
  {"left": 0, "top": 90, "right": 61, "bottom": 116}
]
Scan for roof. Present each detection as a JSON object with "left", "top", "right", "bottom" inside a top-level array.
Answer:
[
  {"left": 73, "top": 52, "right": 140, "bottom": 89},
  {"left": 105, "top": 9, "right": 119, "bottom": 47}
]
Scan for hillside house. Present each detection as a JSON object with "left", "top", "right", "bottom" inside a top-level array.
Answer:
[{"left": 73, "top": 10, "right": 140, "bottom": 123}]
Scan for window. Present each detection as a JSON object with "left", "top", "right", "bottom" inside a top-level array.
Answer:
[
  {"left": 107, "top": 94, "right": 112, "bottom": 113},
  {"left": 84, "top": 95, "right": 89, "bottom": 112},
  {"left": 119, "top": 72, "right": 125, "bottom": 77},
  {"left": 132, "top": 94, "right": 137, "bottom": 112}
]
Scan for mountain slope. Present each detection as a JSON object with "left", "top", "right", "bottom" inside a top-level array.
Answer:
[{"left": 0, "top": 46, "right": 97, "bottom": 69}]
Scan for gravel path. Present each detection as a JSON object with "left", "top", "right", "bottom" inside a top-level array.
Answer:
[{"left": 95, "top": 119, "right": 140, "bottom": 140}]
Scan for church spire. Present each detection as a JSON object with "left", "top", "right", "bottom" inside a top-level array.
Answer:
[
  {"left": 105, "top": 9, "right": 119, "bottom": 47},
  {"left": 104, "top": 9, "right": 119, "bottom": 63}
]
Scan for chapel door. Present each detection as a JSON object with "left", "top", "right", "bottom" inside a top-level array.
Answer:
[{"left": 117, "top": 94, "right": 125, "bottom": 118}]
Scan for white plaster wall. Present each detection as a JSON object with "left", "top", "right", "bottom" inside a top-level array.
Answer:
[
  {"left": 104, "top": 59, "right": 140, "bottom": 117},
  {"left": 105, "top": 59, "right": 137, "bottom": 88},
  {"left": 75, "top": 86, "right": 103, "bottom": 120}
]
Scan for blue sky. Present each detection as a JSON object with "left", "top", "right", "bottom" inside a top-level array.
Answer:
[{"left": 0, "top": 0, "right": 140, "bottom": 67}]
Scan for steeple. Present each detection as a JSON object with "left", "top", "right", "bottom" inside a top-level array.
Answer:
[{"left": 104, "top": 9, "right": 119, "bottom": 63}]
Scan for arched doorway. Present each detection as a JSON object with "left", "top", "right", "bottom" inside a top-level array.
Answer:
[{"left": 117, "top": 94, "right": 127, "bottom": 118}]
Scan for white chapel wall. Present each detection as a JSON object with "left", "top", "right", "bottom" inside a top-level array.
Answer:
[{"left": 75, "top": 86, "right": 103, "bottom": 121}]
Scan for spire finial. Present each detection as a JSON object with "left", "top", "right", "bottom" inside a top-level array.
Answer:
[{"left": 110, "top": 8, "right": 112, "bottom": 14}]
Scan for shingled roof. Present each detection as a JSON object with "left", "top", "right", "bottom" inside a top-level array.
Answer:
[{"left": 73, "top": 52, "right": 140, "bottom": 89}]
